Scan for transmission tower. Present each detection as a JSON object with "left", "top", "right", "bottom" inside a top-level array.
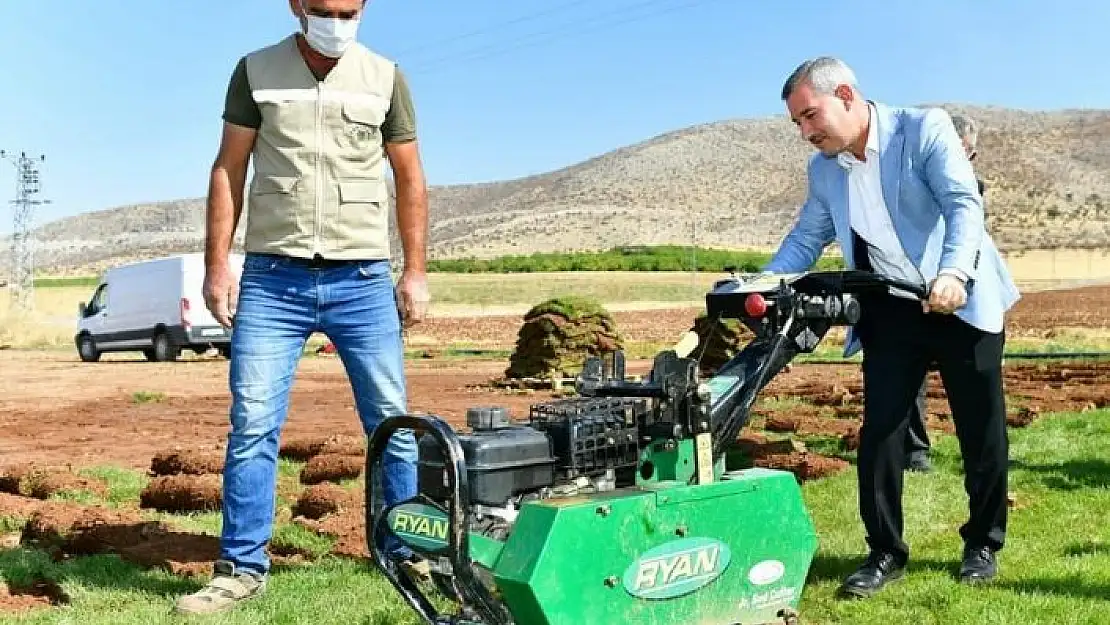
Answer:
[{"left": 1, "top": 150, "right": 49, "bottom": 312}]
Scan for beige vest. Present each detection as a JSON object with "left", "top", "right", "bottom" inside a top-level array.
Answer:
[{"left": 243, "top": 34, "right": 395, "bottom": 260}]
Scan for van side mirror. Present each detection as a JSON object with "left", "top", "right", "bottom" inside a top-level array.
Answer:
[{"left": 79, "top": 302, "right": 87, "bottom": 317}]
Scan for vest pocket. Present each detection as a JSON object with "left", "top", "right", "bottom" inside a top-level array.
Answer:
[
  {"left": 336, "top": 180, "right": 387, "bottom": 250},
  {"left": 330, "top": 101, "right": 386, "bottom": 154},
  {"left": 251, "top": 175, "right": 299, "bottom": 195},
  {"left": 246, "top": 174, "right": 302, "bottom": 241},
  {"left": 341, "top": 100, "right": 386, "bottom": 126}
]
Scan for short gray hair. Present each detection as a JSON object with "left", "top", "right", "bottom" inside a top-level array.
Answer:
[
  {"left": 950, "top": 113, "right": 978, "bottom": 148},
  {"left": 781, "top": 56, "right": 859, "bottom": 100}
]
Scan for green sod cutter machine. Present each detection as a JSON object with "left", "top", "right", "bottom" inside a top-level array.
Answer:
[{"left": 366, "top": 269, "right": 928, "bottom": 625}]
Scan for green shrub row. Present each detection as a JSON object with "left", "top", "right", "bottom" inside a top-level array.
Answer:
[{"left": 427, "top": 245, "right": 845, "bottom": 273}]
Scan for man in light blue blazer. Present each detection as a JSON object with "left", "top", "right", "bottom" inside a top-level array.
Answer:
[{"left": 763, "top": 57, "right": 1020, "bottom": 598}]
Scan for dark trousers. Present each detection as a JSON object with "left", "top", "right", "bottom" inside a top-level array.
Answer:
[
  {"left": 905, "top": 378, "right": 930, "bottom": 456},
  {"left": 855, "top": 292, "right": 1009, "bottom": 564}
]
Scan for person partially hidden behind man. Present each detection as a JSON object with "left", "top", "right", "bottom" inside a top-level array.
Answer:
[
  {"left": 763, "top": 56, "right": 1020, "bottom": 598},
  {"left": 903, "top": 111, "right": 986, "bottom": 474}
]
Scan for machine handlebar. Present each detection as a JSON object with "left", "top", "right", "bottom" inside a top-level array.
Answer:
[
  {"left": 781, "top": 269, "right": 931, "bottom": 301},
  {"left": 719, "top": 269, "right": 936, "bottom": 301}
]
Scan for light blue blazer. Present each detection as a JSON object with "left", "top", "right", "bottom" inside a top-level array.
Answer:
[{"left": 763, "top": 101, "right": 1020, "bottom": 357}]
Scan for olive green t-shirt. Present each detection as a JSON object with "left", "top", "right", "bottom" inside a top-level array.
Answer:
[{"left": 221, "top": 56, "right": 417, "bottom": 143}]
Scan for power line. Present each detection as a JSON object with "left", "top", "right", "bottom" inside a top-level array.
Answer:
[
  {"left": 391, "top": 0, "right": 597, "bottom": 59},
  {"left": 1, "top": 150, "right": 49, "bottom": 313},
  {"left": 406, "top": 0, "right": 727, "bottom": 76},
  {"left": 406, "top": 0, "right": 686, "bottom": 72}
]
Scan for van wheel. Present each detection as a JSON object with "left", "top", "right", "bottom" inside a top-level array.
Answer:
[
  {"left": 152, "top": 331, "right": 179, "bottom": 362},
  {"left": 78, "top": 335, "right": 100, "bottom": 363}
]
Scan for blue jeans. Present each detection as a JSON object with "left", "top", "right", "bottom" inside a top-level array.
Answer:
[{"left": 219, "top": 253, "right": 418, "bottom": 576}]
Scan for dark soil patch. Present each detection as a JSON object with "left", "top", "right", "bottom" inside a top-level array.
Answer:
[
  {"left": 67, "top": 519, "right": 169, "bottom": 556},
  {"left": 0, "top": 579, "right": 69, "bottom": 613},
  {"left": 763, "top": 416, "right": 799, "bottom": 433},
  {"left": 1007, "top": 406, "right": 1040, "bottom": 428},
  {"left": 768, "top": 381, "right": 861, "bottom": 407},
  {"left": 0, "top": 464, "right": 38, "bottom": 495},
  {"left": 139, "top": 475, "right": 222, "bottom": 513},
  {"left": 833, "top": 406, "right": 862, "bottom": 420},
  {"left": 753, "top": 452, "right": 851, "bottom": 482},
  {"left": 808, "top": 389, "right": 859, "bottom": 407},
  {"left": 21, "top": 504, "right": 147, "bottom": 551},
  {"left": 0, "top": 464, "right": 108, "bottom": 500},
  {"left": 280, "top": 437, "right": 330, "bottom": 462},
  {"left": 768, "top": 416, "right": 859, "bottom": 438},
  {"left": 798, "top": 418, "right": 864, "bottom": 437},
  {"left": 12, "top": 498, "right": 291, "bottom": 579},
  {"left": 840, "top": 429, "right": 861, "bottom": 452},
  {"left": 300, "top": 454, "right": 363, "bottom": 485},
  {"left": 280, "top": 435, "right": 366, "bottom": 462},
  {"left": 0, "top": 493, "right": 42, "bottom": 521},
  {"left": 149, "top": 449, "right": 224, "bottom": 476},
  {"left": 1051, "top": 388, "right": 1110, "bottom": 411},
  {"left": 926, "top": 413, "right": 957, "bottom": 434},
  {"left": 25, "top": 472, "right": 108, "bottom": 501},
  {"left": 294, "top": 510, "right": 365, "bottom": 559},
  {"left": 293, "top": 483, "right": 362, "bottom": 520},
  {"left": 733, "top": 432, "right": 769, "bottom": 454},
  {"left": 732, "top": 435, "right": 807, "bottom": 460},
  {"left": 320, "top": 436, "right": 365, "bottom": 457},
  {"left": 116, "top": 531, "right": 222, "bottom": 578}
]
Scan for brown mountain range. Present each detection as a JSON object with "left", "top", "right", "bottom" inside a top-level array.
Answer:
[{"left": 4, "top": 104, "right": 1108, "bottom": 277}]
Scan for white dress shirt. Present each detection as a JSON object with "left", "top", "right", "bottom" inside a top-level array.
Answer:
[{"left": 837, "top": 104, "right": 928, "bottom": 298}]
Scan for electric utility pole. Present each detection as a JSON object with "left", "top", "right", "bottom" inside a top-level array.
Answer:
[{"left": 2, "top": 150, "right": 49, "bottom": 312}]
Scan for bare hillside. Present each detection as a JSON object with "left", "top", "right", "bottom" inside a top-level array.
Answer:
[{"left": 3, "top": 104, "right": 1108, "bottom": 276}]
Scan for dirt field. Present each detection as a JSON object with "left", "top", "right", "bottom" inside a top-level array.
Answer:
[
  {"left": 411, "top": 280, "right": 1110, "bottom": 345},
  {"left": 0, "top": 283, "right": 1107, "bottom": 608},
  {"left": 0, "top": 353, "right": 566, "bottom": 469},
  {"left": 1, "top": 282, "right": 1108, "bottom": 468},
  {"left": 0, "top": 352, "right": 1107, "bottom": 471}
]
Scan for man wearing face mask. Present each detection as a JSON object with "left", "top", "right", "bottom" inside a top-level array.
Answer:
[{"left": 175, "top": 0, "right": 429, "bottom": 615}]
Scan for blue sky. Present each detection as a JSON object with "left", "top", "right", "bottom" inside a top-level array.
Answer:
[{"left": 0, "top": 0, "right": 1105, "bottom": 233}]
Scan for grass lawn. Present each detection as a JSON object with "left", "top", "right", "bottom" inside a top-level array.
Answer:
[
  {"left": 0, "top": 408, "right": 1108, "bottom": 624},
  {"left": 799, "top": 409, "right": 1110, "bottom": 625}
]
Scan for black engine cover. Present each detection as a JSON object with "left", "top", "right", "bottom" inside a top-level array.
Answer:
[{"left": 418, "top": 422, "right": 556, "bottom": 507}]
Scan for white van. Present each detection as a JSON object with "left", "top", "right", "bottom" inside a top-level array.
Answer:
[{"left": 74, "top": 253, "right": 244, "bottom": 362}]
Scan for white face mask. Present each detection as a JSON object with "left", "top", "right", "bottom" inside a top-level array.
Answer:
[{"left": 301, "top": 6, "right": 362, "bottom": 58}]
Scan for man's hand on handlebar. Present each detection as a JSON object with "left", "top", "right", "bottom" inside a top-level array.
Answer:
[{"left": 922, "top": 274, "right": 967, "bottom": 314}]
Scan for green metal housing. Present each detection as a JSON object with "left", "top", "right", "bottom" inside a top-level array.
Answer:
[{"left": 483, "top": 467, "right": 818, "bottom": 625}]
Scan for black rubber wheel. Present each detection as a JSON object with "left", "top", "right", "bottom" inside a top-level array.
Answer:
[
  {"left": 77, "top": 335, "right": 100, "bottom": 362},
  {"left": 152, "top": 331, "right": 179, "bottom": 362}
]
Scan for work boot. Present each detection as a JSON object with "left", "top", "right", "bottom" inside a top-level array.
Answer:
[
  {"left": 838, "top": 551, "right": 905, "bottom": 599},
  {"left": 959, "top": 545, "right": 998, "bottom": 585},
  {"left": 174, "top": 560, "right": 266, "bottom": 615}
]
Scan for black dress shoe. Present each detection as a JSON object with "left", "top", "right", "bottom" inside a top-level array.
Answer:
[
  {"left": 839, "top": 551, "right": 905, "bottom": 598},
  {"left": 960, "top": 545, "right": 998, "bottom": 584}
]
